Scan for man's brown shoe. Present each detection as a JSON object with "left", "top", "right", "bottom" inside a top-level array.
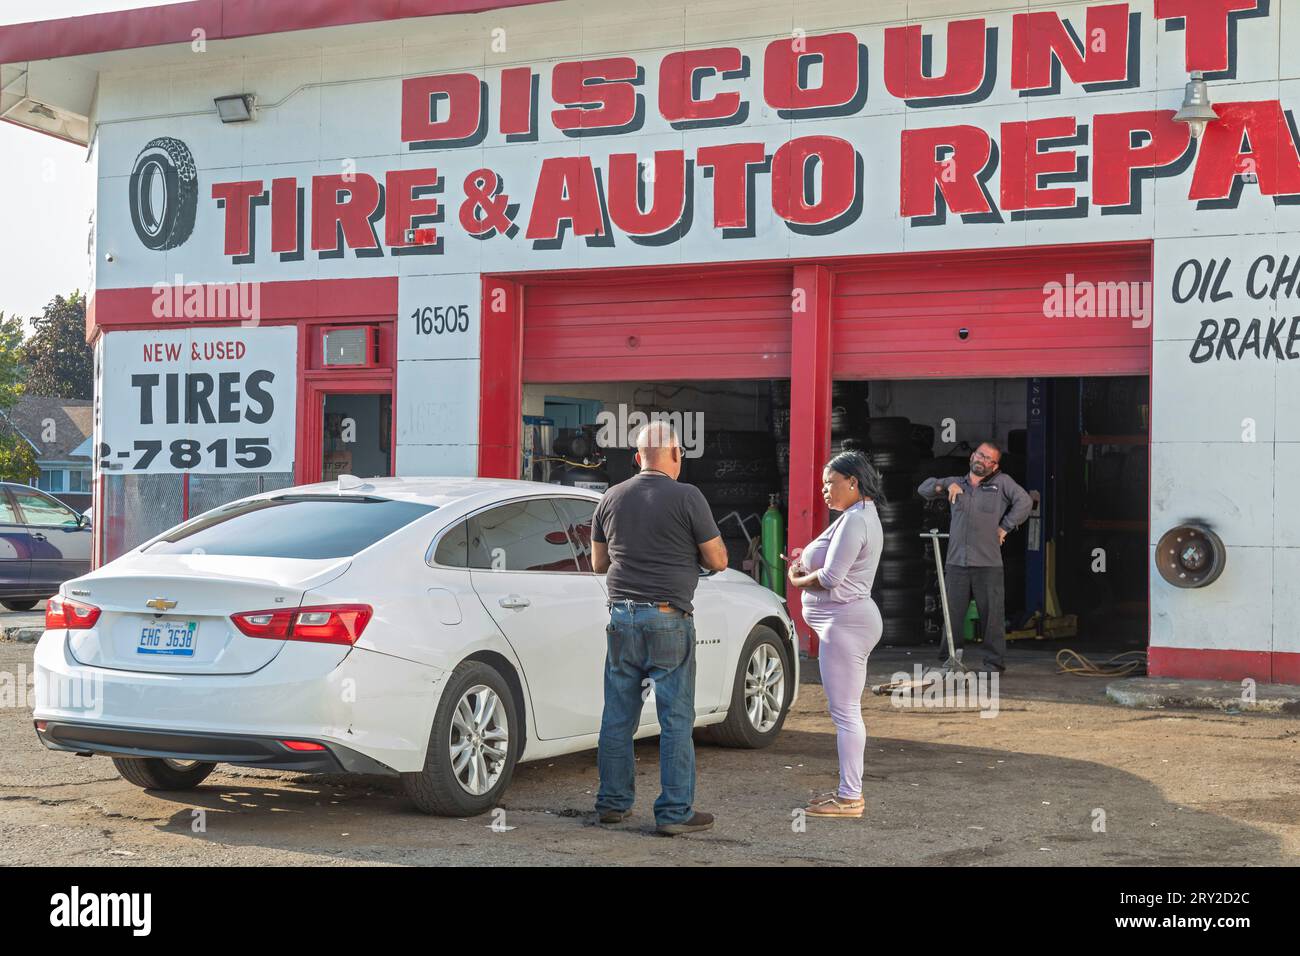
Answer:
[
  {"left": 656, "top": 811, "right": 714, "bottom": 836},
  {"left": 597, "top": 808, "right": 632, "bottom": 825}
]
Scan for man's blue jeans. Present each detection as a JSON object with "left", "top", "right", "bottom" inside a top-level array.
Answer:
[{"left": 595, "top": 602, "right": 697, "bottom": 826}]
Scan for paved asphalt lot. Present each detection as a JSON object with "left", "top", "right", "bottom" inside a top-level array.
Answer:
[{"left": 2, "top": 604, "right": 1297, "bottom": 866}]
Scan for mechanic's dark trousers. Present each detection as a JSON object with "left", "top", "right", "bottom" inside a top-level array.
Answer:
[{"left": 942, "top": 565, "right": 1006, "bottom": 669}]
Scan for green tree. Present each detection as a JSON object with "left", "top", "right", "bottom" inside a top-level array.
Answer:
[
  {"left": 0, "top": 313, "right": 38, "bottom": 483},
  {"left": 22, "top": 291, "right": 93, "bottom": 400}
]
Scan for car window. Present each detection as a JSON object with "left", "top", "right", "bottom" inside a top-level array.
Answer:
[
  {"left": 145, "top": 495, "right": 436, "bottom": 559},
  {"left": 10, "top": 488, "right": 80, "bottom": 527},
  {"left": 0, "top": 491, "right": 19, "bottom": 524},
  {"left": 553, "top": 498, "right": 597, "bottom": 572},
  {"left": 468, "top": 499, "right": 579, "bottom": 573},
  {"left": 432, "top": 518, "right": 469, "bottom": 568}
]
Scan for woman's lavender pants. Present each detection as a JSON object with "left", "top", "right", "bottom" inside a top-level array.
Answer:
[{"left": 804, "top": 598, "right": 883, "bottom": 799}]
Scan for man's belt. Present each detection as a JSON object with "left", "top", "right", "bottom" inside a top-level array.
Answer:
[{"left": 607, "top": 599, "right": 690, "bottom": 616}]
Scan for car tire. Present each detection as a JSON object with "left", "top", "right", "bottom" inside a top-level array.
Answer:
[
  {"left": 402, "top": 659, "right": 521, "bottom": 817},
  {"left": 867, "top": 447, "right": 918, "bottom": 473},
  {"left": 112, "top": 757, "right": 216, "bottom": 791},
  {"left": 128, "top": 137, "right": 198, "bottom": 251},
  {"left": 880, "top": 615, "right": 928, "bottom": 646},
  {"left": 874, "top": 558, "right": 928, "bottom": 589},
  {"left": 866, "top": 416, "right": 912, "bottom": 446},
  {"left": 1, "top": 600, "right": 38, "bottom": 612},
  {"left": 876, "top": 500, "right": 923, "bottom": 527},
  {"left": 699, "top": 624, "right": 792, "bottom": 749}
]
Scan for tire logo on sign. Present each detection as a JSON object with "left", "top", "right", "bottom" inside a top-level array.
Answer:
[{"left": 128, "top": 137, "right": 198, "bottom": 250}]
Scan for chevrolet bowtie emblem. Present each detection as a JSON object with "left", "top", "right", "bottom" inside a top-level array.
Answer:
[{"left": 146, "top": 598, "right": 177, "bottom": 611}]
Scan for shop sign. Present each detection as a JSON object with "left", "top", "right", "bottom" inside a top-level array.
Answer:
[{"left": 99, "top": 327, "right": 297, "bottom": 475}]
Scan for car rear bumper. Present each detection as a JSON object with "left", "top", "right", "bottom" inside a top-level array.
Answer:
[
  {"left": 35, "top": 720, "right": 398, "bottom": 775},
  {"left": 32, "top": 630, "right": 448, "bottom": 774}
]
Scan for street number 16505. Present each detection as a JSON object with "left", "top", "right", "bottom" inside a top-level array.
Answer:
[{"left": 412, "top": 305, "right": 469, "bottom": 335}]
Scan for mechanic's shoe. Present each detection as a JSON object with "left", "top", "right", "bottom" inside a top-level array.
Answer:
[
  {"left": 656, "top": 811, "right": 714, "bottom": 836},
  {"left": 597, "top": 808, "right": 633, "bottom": 825},
  {"left": 804, "top": 794, "right": 865, "bottom": 818}
]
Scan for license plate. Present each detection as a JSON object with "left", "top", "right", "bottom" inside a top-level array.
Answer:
[{"left": 137, "top": 620, "right": 198, "bottom": 656}]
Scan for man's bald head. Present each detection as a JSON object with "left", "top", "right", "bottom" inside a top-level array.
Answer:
[{"left": 636, "top": 419, "right": 683, "bottom": 479}]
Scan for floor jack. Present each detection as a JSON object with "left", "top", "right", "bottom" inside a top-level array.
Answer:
[{"left": 870, "top": 529, "right": 971, "bottom": 696}]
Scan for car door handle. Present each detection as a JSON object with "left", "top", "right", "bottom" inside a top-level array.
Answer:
[
  {"left": 498, "top": 595, "right": 530, "bottom": 609},
  {"left": 31, "top": 533, "right": 47, "bottom": 541}
]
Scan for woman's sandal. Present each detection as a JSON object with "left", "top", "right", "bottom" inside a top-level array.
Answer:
[{"left": 804, "top": 793, "right": 865, "bottom": 818}]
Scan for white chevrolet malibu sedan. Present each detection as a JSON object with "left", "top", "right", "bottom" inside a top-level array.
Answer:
[{"left": 32, "top": 477, "right": 798, "bottom": 816}]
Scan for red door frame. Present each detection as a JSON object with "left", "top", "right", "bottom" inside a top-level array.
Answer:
[
  {"left": 478, "top": 242, "right": 1154, "bottom": 655},
  {"left": 296, "top": 371, "right": 396, "bottom": 485},
  {"left": 295, "top": 309, "right": 397, "bottom": 485}
]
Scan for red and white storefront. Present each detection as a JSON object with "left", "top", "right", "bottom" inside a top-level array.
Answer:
[{"left": 2, "top": 0, "right": 1297, "bottom": 682}]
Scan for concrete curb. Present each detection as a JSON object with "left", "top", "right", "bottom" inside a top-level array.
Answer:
[{"left": 1107, "top": 677, "right": 1300, "bottom": 715}]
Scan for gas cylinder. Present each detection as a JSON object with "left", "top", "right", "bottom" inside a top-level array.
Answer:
[{"left": 761, "top": 494, "right": 785, "bottom": 594}]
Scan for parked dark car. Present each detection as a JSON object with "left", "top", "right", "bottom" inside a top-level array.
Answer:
[{"left": 0, "top": 482, "right": 92, "bottom": 611}]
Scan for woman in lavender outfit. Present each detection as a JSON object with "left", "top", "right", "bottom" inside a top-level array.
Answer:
[{"left": 787, "top": 450, "right": 885, "bottom": 819}]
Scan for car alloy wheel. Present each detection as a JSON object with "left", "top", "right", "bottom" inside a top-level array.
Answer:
[
  {"left": 449, "top": 684, "right": 510, "bottom": 796},
  {"left": 162, "top": 759, "right": 200, "bottom": 771},
  {"left": 744, "top": 643, "right": 785, "bottom": 734}
]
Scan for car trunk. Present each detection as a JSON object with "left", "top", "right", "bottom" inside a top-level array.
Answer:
[{"left": 63, "top": 555, "right": 351, "bottom": 675}]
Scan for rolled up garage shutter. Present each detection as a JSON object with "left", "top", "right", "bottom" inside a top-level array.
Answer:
[
  {"left": 521, "top": 266, "right": 794, "bottom": 382},
  {"left": 832, "top": 241, "right": 1152, "bottom": 379}
]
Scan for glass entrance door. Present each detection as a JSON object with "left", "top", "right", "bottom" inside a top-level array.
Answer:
[{"left": 322, "top": 392, "right": 392, "bottom": 481}]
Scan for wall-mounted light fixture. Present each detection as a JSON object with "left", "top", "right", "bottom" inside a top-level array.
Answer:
[
  {"left": 214, "top": 93, "right": 257, "bottom": 123},
  {"left": 1173, "top": 71, "right": 1217, "bottom": 140}
]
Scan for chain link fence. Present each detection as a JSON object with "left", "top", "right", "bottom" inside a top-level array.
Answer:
[{"left": 100, "top": 471, "right": 295, "bottom": 563}]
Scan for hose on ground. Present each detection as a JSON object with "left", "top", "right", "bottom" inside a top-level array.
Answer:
[{"left": 1055, "top": 648, "right": 1147, "bottom": 678}]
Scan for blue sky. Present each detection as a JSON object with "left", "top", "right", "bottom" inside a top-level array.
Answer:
[{"left": 0, "top": 1, "right": 181, "bottom": 325}]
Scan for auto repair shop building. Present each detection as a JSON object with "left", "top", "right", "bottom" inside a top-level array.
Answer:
[{"left": 1, "top": 0, "right": 1295, "bottom": 683}]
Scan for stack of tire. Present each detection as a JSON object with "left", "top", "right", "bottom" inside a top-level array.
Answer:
[
  {"left": 913, "top": 450, "right": 969, "bottom": 648},
  {"left": 831, "top": 381, "right": 869, "bottom": 449},
  {"left": 772, "top": 380, "right": 791, "bottom": 511},
  {"left": 857, "top": 416, "right": 929, "bottom": 646},
  {"left": 688, "top": 428, "right": 780, "bottom": 568}
]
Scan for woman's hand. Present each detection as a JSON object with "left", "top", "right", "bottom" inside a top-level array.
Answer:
[{"left": 787, "top": 562, "right": 822, "bottom": 590}]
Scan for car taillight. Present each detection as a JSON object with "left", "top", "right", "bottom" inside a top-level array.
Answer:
[
  {"left": 279, "top": 740, "right": 326, "bottom": 751},
  {"left": 229, "top": 609, "right": 294, "bottom": 639},
  {"left": 46, "top": 596, "right": 101, "bottom": 630},
  {"left": 231, "top": 605, "right": 372, "bottom": 646}
]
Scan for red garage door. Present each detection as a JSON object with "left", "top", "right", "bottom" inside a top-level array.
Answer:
[
  {"left": 832, "top": 242, "right": 1152, "bottom": 379},
  {"left": 520, "top": 266, "right": 794, "bottom": 382}
]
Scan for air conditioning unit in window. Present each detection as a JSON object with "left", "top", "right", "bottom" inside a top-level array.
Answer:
[{"left": 321, "top": 326, "right": 378, "bottom": 368}]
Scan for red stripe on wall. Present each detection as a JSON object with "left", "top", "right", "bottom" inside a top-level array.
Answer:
[
  {"left": 86, "top": 277, "right": 398, "bottom": 340},
  {"left": 1148, "top": 646, "right": 1300, "bottom": 685}
]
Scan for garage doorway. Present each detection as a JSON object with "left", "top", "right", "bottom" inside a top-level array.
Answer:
[
  {"left": 830, "top": 375, "right": 1149, "bottom": 654},
  {"left": 523, "top": 379, "right": 786, "bottom": 579},
  {"left": 321, "top": 392, "right": 392, "bottom": 481}
]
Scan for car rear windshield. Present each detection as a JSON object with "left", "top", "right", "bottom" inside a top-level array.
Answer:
[{"left": 145, "top": 496, "right": 437, "bottom": 559}]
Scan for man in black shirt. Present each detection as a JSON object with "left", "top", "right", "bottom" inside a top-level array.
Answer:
[{"left": 591, "top": 420, "right": 727, "bottom": 835}]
